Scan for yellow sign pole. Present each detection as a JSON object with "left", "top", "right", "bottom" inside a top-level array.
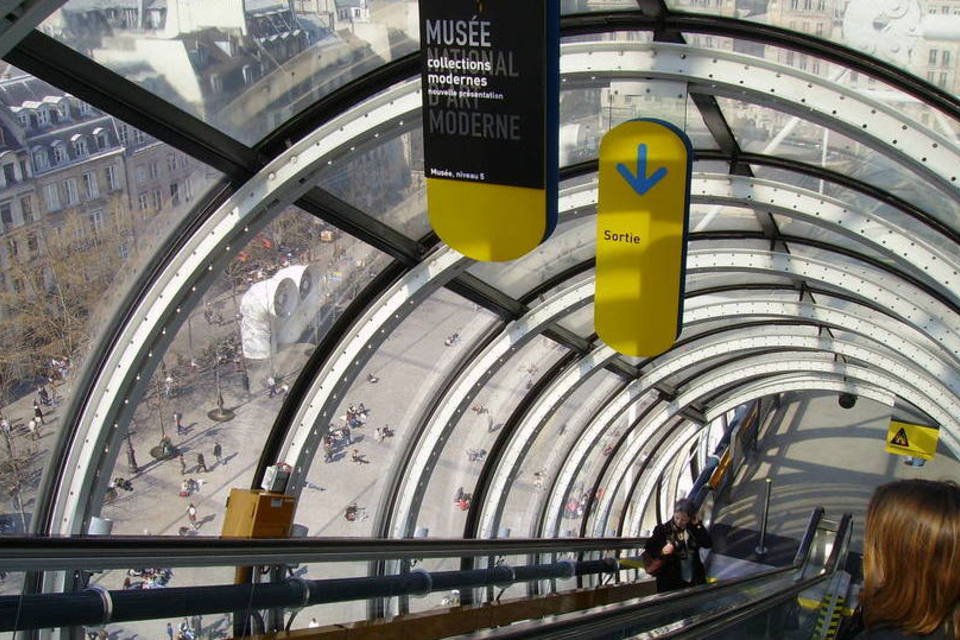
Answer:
[{"left": 595, "top": 119, "right": 692, "bottom": 357}]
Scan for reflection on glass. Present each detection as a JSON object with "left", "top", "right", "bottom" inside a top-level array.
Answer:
[
  {"left": 416, "top": 336, "right": 568, "bottom": 539},
  {"left": 316, "top": 128, "right": 428, "bottom": 239},
  {"left": 99, "top": 206, "right": 389, "bottom": 536},
  {"left": 467, "top": 214, "right": 595, "bottom": 299},
  {"left": 43, "top": 1, "right": 422, "bottom": 145},
  {"left": 296, "top": 288, "right": 500, "bottom": 538},
  {"left": 715, "top": 95, "right": 960, "bottom": 233},
  {"left": 669, "top": 0, "right": 960, "bottom": 105},
  {"left": 0, "top": 66, "right": 220, "bottom": 534},
  {"left": 558, "top": 79, "right": 717, "bottom": 167},
  {"left": 498, "top": 370, "right": 623, "bottom": 538}
]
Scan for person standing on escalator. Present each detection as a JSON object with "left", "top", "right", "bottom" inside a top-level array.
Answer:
[{"left": 644, "top": 498, "right": 712, "bottom": 593}]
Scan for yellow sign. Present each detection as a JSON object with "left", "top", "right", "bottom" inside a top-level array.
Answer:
[
  {"left": 595, "top": 119, "right": 692, "bottom": 356},
  {"left": 885, "top": 420, "right": 939, "bottom": 460}
]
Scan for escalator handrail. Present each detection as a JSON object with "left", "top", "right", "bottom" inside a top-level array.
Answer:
[
  {"left": 793, "top": 505, "right": 826, "bottom": 567},
  {"left": 656, "top": 511, "right": 855, "bottom": 639},
  {"left": 446, "top": 506, "right": 840, "bottom": 639}
]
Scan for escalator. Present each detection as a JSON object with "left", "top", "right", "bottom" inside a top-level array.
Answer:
[{"left": 449, "top": 507, "right": 853, "bottom": 639}]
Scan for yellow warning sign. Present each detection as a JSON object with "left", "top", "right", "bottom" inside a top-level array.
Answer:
[{"left": 885, "top": 420, "right": 939, "bottom": 460}]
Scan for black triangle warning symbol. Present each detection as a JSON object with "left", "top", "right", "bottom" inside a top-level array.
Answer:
[{"left": 891, "top": 428, "right": 910, "bottom": 447}]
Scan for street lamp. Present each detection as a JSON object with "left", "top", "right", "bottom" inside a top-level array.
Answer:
[
  {"left": 208, "top": 343, "right": 235, "bottom": 422},
  {"left": 125, "top": 430, "right": 139, "bottom": 473}
]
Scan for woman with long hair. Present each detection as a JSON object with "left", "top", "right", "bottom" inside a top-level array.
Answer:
[{"left": 852, "top": 479, "right": 960, "bottom": 639}]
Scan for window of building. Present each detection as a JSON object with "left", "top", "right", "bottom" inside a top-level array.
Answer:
[
  {"left": 943, "top": 50, "right": 951, "bottom": 66},
  {"left": 51, "top": 142, "right": 67, "bottom": 165},
  {"left": 167, "top": 154, "right": 177, "bottom": 173},
  {"left": 26, "top": 233, "right": 38, "bottom": 253},
  {"left": 939, "top": 71, "right": 948, "bottom": 87},
  {"left": 78, "top": 101, "right": 92, "bottom": 116},
  {"left": 930, "top": 49, "right": 939, "bottom": 64},
  {"left": 151, "top": 188, "right": 162, "bottom": 209},
  {"left": 20, "top": 195, "right": 33, "bottom": 223},
  {"left": 65, "top": 178, "right": 79, "bottom": 206},
  {"left": 82, "top": 172, "right": 99, "bottom": 199},
  {"left": 105, "top": 165, "right": 120, "bottom": 191},
  {"left": 73, "top": 137, "right": 88, "bottom": 158},
  {"left": 148, "top": 161, "right": 160, "bottom": 179},
  {"left": 96, "top": 131, "right": 109, "bottom": 150},
  {"left": 16, "top": 113, "right": 28, "bottom": 128},
  {"left": 136, "top": 165, "right": 147, "bottom": 185},
  {"left": 118, "top": 242, "right": 129, "bottom": 260},
  {"left": 8, "top": 239, "right": 18, "bottom": 258},
  {"left": 35, "top": 109, "right": 48, "bottom": 126},
  {"left": 816, "top": 22, "right": 824, "bottom": 36},
  {"left": 89, "top": 208, "right": 104, "bottom": 232},
  {"left": 179, "top": 154, "right": 189, "bottom": 169},
  {"left": 31, "top": 148, "right": 48, "bottom": 172},
  {"left": 169, "top": 182, "right": 180, "bottom": 206},
  {"left": 2, "top": 163, "right": 15, "bottom": 186},
  {"left": 133, "top": 129, "right": 145, "bottom": 144},
  {"left": 138, "top": 192, "right": 149, "bottom": 211},
  {"left": 0, "top": 202, "right": 13, "bottom": 227},
  {"left": 117, "top": 124, "right": 128, "bottom": 146},
  {"left": 43, "top": 183, "right": 60, "bottom": 211}
]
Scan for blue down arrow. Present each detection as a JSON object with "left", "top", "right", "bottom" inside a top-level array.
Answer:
[{"left": 616, "top": 144, "right": 667, "bottom": 195}]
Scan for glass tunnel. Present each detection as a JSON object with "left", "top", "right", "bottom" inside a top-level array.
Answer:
[{"left": 0, "top": 0, "right": 958, "bottom": 637}]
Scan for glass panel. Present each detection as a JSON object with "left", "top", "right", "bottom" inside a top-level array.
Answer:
[
  {"left": 498, "top": 370, "right": 624, "bottom": 538},
  {"left": 752, "top": 164, "right": 960, "bottom": 259},
  {"left": 716, "top": 96, "right": 960, "bottom": 234},
  {"left": 685, "top": 271, "right": 799, "bottom": 302},
  {"left": 43, "top": 1, "right": 421, "bottom": 145},
  {"left": 669, "top": 0, "right": 960, "bottom": 105},
  {"left": 561, "top": 0, "right": 641, "bottom": 12},
  {"left": 559, "top": 80, "right": 718, "bottom": 167},
  {"left": 416, "top": 336, "right": 568, "bottom": 538},
  {"left": 690, "top": 203, "right": 767, "bottom": 234},
  {"left": 769, "top": 212, "right": 897, "bottom": 266},
  {"left": 99, "top": 206, "right": 389, "bottom": 534},
  {"left": 0, "top": 66, "right": 223, "bottom": 533},
  {"left": 296, "top": 288, "right": 500, "bottom": 537},
  {"left": 557, "top": 301, "right": 596, "bottom": 337},
  {"left": 573, "top": 392, "right": 659, "bottom": 537},
  {"left": 314, "top": 128, "right": 428, "bottom": 240},
  {"left": 467, "top": 211, "right": 595, "bottom": 298}
]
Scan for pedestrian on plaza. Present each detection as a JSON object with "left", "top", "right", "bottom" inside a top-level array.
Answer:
[
  {"left": 187, "top": 503, "right": 198, "bottom": 530},
  {"left": 0, "top": 416, "right": 10, "bottom": 438},
  {"left": 38, "top": 384, "right": 51, "bottom": 406},
  {"left": 33, "top": 400, "right": 44, "bottom": 425},
  {"left": 351, "top": 449, "right": 369, "bottom": 464},
  {"left": 27, "top": 418, "right": 38, "bottom": 440},
  {"left": 166, "top": 622, "right": 174, "bottom": 640},
  {"left": 174, "top": 412, "right": 183, "bottom": 436},
  {"left": 213, "top": 442, "right": 223, "bottom": 465},
  {"left": 179, "top": 454, "right": 187, "bottom": 475},
  {"left": 308, "top": 617, "right": 320, "bottom": 628},
  {"left": 196, "top": 452, "right": 207, "bottom": 473}
]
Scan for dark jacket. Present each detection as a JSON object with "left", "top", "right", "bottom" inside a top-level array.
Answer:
[{"left": 643, "top": 519, "right": 712, "bottom": 593}]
